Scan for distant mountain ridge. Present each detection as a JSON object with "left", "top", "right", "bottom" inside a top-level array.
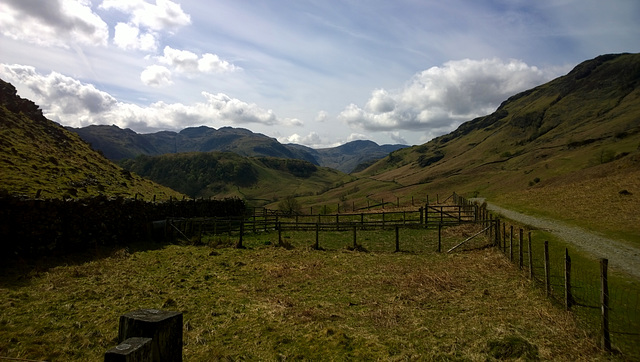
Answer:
[{"left": 66, "top": 125, "right": 407, "bottom": 173}]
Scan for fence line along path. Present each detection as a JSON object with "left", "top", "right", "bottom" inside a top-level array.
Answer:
[{"left": 474, "top": 199, "right": 640, "bottom": 280}]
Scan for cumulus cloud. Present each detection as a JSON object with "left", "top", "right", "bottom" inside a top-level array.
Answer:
[
  {"left": 100, "top": 0, "right": 191, "bottom": 31},
  {"left": 0, "top": 64, "right": 116, "bottom": 123},
  {"left": 101, "top": 0, "right": 190, "bottom": 51},
  {"left": 347, "top": 133, "right": 368, "bottom": 142},
  {"left": 279, "top": 132, "right": 323, "bottom": 147},
  {"left": 0, "top": 0, "right": 109, "bottom": 47},
  {"left": 113, "top": 22, "right": 157, "bottom": 51},
  {"left": 140, "top": 65, "right": 172, "bottom": 87},
  {"left": 339, "top": 58, "right": 556, "bottom": 138},
  {"left": 315, "top": 110, "right": 329, "bottom": 122},
  {"left": 0, "top": 64, "right": 282, "bottom": 130},
  {"left": 388, "top": 131, "right": 407, "bottom": 145},
  {"left": 157, "top": 46, "right": 239, "bottom": 74}
]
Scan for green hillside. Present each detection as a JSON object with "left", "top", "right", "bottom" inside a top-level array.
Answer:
[
  {"left": 297, "top": 53, "right": 640, "bottom": 242},
  {"left": 120, "top": 152, "right": 348, "bottom": 207},
  {"left": 0, "top": 79, "right": 184, "bottom": 201}
]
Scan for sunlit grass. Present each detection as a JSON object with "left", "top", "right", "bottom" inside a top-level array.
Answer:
[{"left": 0, "top": 226, "right": 616, "bottom": 361}]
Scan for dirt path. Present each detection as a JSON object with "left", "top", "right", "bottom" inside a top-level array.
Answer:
[{"left": 472, "top": 199, "right": 640, "bottom": 279}]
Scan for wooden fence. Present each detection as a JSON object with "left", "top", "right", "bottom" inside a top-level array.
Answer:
[{"left": 490, "top": 217, "right": 640, "bottom": 358}]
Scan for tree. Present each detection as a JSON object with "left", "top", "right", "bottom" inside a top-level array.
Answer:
[{"left": 278, "top": 195, "right": 301, "bottom": 216}]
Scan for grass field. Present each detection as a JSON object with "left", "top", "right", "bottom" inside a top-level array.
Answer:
[{"left": 0, "top": 226, "right": 618, "bottom": 361}]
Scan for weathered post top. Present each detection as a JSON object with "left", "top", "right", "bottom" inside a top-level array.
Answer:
[{"left": 118, "top": 309, "right": 183, "bottom": 362}]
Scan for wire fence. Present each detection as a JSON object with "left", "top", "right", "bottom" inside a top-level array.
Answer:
[{"left": 491, "top": 217, "right": 640, "bottom": 359}]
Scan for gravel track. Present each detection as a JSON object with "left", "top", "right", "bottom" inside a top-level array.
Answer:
[{"left": 472, "top": 199, "right": 640, "bottom": 279}]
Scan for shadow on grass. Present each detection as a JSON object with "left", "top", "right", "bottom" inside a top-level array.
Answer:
[{"left": 0, "top": 239, "right": 173, "bottom": 289}]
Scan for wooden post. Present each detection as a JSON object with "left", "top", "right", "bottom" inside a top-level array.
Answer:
[
  {"left": 437, "top": 223, "right": 442, "bottom": 253},
  {"left": 278, "top": 222, "right": 282, "bottom": 246},
  {"left": 105, "top": 337, "right": 153, "bottom": 362},
  {"left": 528, "top": 232, "right": 533, "bottom": 280},
  {"left": 565, "top": 248, "right": 572, "bottom": 310},
  {"left": 118, "top": 309, "right": 183, "bottom": 361},
  {"left": 510, "top": 226, "right": 514, "bottom": 262},
  {"left": 352, "top": 226, "right": 357, "bottom": 249},
  {"left": 419, "top": 207, "right": 424, "bottom": 225},
  {"left": 495, "top": 219, "right": 500, "bottom": 247},
  {"left": 544, "top": 241, "right": 550, "bottom": 298},
  {"left": 395, "top": 226, "right": 400, "bottom": 252},
  {"left": 314, "top": 223, "right": 319, "bottom": 250},
  {"left": 601, "top": 259, "right": 611, "bottom": 352},
  {"left": 519, "top": 228, "right": 524, "bottom": 269},
  {"left": 336, "top": 214, "right": 339, "bottom": 231},
  {"left": 502, "top": 223, "right": 506, "bottom": 254},
  {"left": 236, "top": 222, "right": 244, "bottom": 249}
]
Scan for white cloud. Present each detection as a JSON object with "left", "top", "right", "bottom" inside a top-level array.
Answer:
[
  {"left": 100, "top": 0, "right": 191, "bottom": 32},
  {"left": 157, "top": 46, "right": 239, "bottom": 74},
  {"left": 279, "top": 132, "right": 322, "bottom": 147},
  {"left": 339, "top": 58, "right": 557, "bottom": 138},
  {"left": 388, "top": 131, "right": 407, "bottom": 145},
  {"left": 140, "top": 65, "right": 172, "bottom": 87},
  {"left": 0, "top": 64, "right": 283, "bottom": 131},
  {"left": 113, "top": 22, "right": 158, "bottom": 51},
  {"left": 315, "top": 110, "right": 329, "bottom": 122},
  {"left": 0, "top": 0, "right": 109, "bottom": 48},
  {"left": 0, "top": 64, "right": 116, "bottom": 124},
  {"left": 347, "top": 133, "right": 368, "bottom": 142}
]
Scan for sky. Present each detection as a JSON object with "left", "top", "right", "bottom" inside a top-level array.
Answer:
[{"left": 1, "top": 1, "right": 638, "bottom": 147}]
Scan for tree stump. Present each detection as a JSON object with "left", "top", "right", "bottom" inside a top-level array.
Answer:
[
  {"left": 118, "top": 309, "right": 183, "bottom": 362},
  {"left": 105, "top": 337, "right": 153, "bottom": 362}
]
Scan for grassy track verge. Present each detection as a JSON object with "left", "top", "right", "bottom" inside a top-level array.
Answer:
[{"left": 0, "top": 227, "right": 615, "bottom": 361}]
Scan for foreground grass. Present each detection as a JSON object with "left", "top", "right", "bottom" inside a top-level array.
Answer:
[{"left": 0, "top": 228, "right": 612, "bottom": 361}]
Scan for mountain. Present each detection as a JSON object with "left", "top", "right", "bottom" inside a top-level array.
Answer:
[
  {"left": 67, "top": 125, "right": 407, "bottom": 173},
  {"left": 295, "top": 53, "right": 639, "bottom": 243},
  {"left": 67, "top": 125, "right": 318, "bottom": 164},
  {"left": 120, "top": 152, "right": 347, "bottom": 207},
  {"left": 0, "top": 78, "right": 184, "bottom": 200},
  {"left": 286, "top": 140, "right": 408, "bottom": 173}
]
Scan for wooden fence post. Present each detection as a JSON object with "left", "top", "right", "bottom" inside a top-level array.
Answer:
[
  {"left": 278, "top": 222, "right": 282, "bottom": 246},
  {"left": 519, "top": 228, "right": 524, "bottom": 269},
  {"left": 502, "top": 223, "right": 506, "bottom": 254},
  {"left": 510, "top": 226, "right": 514, "bottom": 262},
  {"left": 528, "top": 232, "right": 533, "bottom": 280},
  {"left": 395, "top": 226, "right": 400, "bottom": 252},
  {"left": 352, "top": 226, "right": 357, "bottom": 249},
  {"left": 565, "top": 248, "right": 572, "bottom": 310},
  {"left": 544, "top": 241, "right": 550, "bottom": 298},
  {"left": 117, "top": 309, "right": 183, "bottom": 361},
  {"left": 314, "top": 223, "right": 319, "bottom": 250},
  {"left": 601, "top": 258, "right": 611, "bottom": 352},
  {"left": 437, "top": 223, "right": 442, "bottom": 253},
  {"left": 236, "top": 221, "right": 244, "bottom": 249}
]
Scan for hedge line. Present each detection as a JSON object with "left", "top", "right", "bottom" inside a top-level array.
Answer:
[{"left": 0, "top": 195, "right": 246, "bottom": 258}]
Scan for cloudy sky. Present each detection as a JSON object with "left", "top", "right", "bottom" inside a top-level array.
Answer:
[{"left": 1, "top": 1, "right": 638, "bottom": 147}]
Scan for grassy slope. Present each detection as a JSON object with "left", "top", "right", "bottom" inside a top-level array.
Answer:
[
  {"left": 0, "top": 228, "right": 614, "bottom": 361},
  {"left": 300, "top": 54, "right": 640, "bottom": 244},
  {"left": 0, "top": 104, "right": 183, "bottom": 201},
  {"left": 122, "top": 152, "right": 349, "bottom": 208}
]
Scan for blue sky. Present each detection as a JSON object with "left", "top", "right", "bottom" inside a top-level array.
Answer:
[{"left": 1, "top": 0, "right": 638, "bottom": 147}]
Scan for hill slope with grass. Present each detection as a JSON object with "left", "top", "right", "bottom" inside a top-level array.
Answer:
[
  {"left": 0, "top": 78, "right": 183, "bottom": 200},
  {"left": 120, "top": 152, "right": 348, "bottom": 207},
  {"left": 295, "top": 53, "right": 640, "bottom": 242}
]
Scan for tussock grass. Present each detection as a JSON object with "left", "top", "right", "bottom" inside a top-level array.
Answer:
[{"left": 0, "top": 230, "right": 615, "bottom": 361}]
